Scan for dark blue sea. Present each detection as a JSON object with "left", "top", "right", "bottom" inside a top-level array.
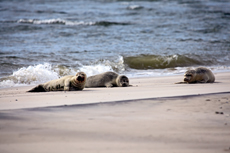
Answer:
[{"left": 0, "top": 0, "right": 230, "bottom": 88}]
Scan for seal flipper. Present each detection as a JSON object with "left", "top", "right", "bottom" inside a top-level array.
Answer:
[
  {"left": 105, "top": 82, "right": 113, "bottom": 88},
  {"left": 27, "top": 85, "right": 46, "bottom": 92}
]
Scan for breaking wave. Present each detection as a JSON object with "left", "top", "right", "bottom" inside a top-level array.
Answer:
[
  {"left": 126, "top": 5, "right": 144, "bottom": 10},
  {"left": 124, "top": 54, "right": 218, "bottom": 70},
  {"left": 1, "top": 54, "right": 230, "bottom": 88},
  {"left": 17, "top": 18, "right": 130, "bottom": 26},
  {"left": 0, "top": 56, "right": 125, "bottom": 88},
  {"left": 17, "top": 18, "right": 95, "bottom": 26}
]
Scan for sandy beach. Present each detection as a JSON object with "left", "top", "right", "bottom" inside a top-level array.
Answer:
[{"left": 0, "top": 72, "right": 230, "bottom": 153}]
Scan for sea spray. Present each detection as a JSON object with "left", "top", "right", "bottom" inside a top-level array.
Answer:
[
  {"left": 0, "top": 56, "right": 126, "bottom": 88},
  {"left": 17, "top": 18, "right": 96, "bottom": 26},
  {"left": 79, "top": 56, "right": 125, "bottom": 77},
  {"left": 0, "top": 63, "right": 59, "bottom": 88},
  {"left": 79, "top": 64, "right": 113, "bottom": 77},
  {"left": 17, "top": 19, "right": 129, "bottom": 26}
]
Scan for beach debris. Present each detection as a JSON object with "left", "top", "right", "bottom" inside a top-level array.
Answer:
[
  {"left": 215, "top": 111, "right": 224, "bottom": 115},
  {"left": 15, "top": 99, "right": 18, "bottom": 101},
  {"left": 206, "top": 99, "right": 211, "bottom": 101}
]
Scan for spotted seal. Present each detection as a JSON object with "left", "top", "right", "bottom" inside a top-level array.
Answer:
[
  {"left": 175, "top": 67, "right": 215, "bottom": 84},
  {"left": 85, "top": 71, "right": 129, "bottom": 88},
  {"left": 28, "top": 72, "right": 87, "bottom": 92}
]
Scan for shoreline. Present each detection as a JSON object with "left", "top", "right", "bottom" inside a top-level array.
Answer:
[
  {"left": 0, "top": 71, "right": 229, "bottom": 110},
  {"left": 1, "top": 66, "right": 230, "bottom": 90}
]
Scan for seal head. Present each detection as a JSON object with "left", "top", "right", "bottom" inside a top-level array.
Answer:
[
  {"left": 116, "top": 75, "right": 129, "bottom": 87},
  {"left": 70, "top": 72, "right": 87, "bottom": 90},
  {"left": 183, "top": 70, "right": 196, "bottom": 83},
  {"left": 180, "top": 67, "right": 215, "bottom": 84}
]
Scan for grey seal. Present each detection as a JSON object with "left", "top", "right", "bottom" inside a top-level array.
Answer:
[
  {"left": 176, "top": 67, "right": 215, "bottom": 84},
  {"left": 28, "top": 72, "right": 87, "bottom": 92},
  {"left": 85, "top": 71, "right": 129, "bottom": 88}
]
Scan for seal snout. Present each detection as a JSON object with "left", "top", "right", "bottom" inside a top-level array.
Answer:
[
  {"left": 77, "top": 76, "right": 85, "bottom": 82},
  {"left": 122, "top": 84, "right": 128, "bottom": 87},
  {"left": 184, "top": 78, "right": 189, "bottom": 82}
]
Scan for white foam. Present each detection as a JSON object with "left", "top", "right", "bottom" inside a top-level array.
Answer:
[
  {"left": 79, "top": 64, "right": 113, "bottom": 77},
  {"left": 79, "top": 56, "right": 125, "bottom": 77},
  {"left": 0, "top": 80, "right": 28, "bottom": 88},
  {"left": 127, "top": 5, "right": 144, "bottom": 10},
  {"left": 1, "top": 57, "right": 229, "bottom": 88},
  {"left": 0, "top": 57, "right": 126, "bottom": 88},
  {"left": 17, "top": 18, "right": 96, "bottom": 26},
  {"left": 65, "top": 21, "right": 95, "bottom": 26},
  {"left": 0, "top": 63, "right": 59, "bottom": 88},
  {"left": 124, "top": 65, "right": 230, "bottom": 78},
  {"left": 163, "top": 54, "right": 178, "bottom": 66}
]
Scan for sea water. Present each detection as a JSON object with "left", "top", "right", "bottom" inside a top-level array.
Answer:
[{"left": 0, "top": 0, "right": 230, "bottom": 88}]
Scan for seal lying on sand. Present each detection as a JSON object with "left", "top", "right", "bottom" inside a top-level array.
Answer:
[
  {"left": 85, "top": 71, "right": 129, "bottom": 88},
  {"left": 28, "top": 72, "right": 87, "bottom": 92},
  {"left": 175, "top": 67, "right": 215, "bottom": 84}
]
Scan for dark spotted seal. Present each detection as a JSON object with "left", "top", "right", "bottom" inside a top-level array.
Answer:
[
  {"left": 85, "top": 71, "right": 129, "bottom": 88},
  {"left": 176, "top": 67, "right": 215, "bottom": 84},
  {"left": 28, "top": 72, "right": 87, "bottom": 92}
]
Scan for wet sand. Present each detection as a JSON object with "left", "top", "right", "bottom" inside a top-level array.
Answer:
[{"left": 0, "top": 72, "right": 230, "bottom": 153}]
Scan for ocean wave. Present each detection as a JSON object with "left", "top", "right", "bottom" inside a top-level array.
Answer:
[
  {"left": 0, "top": 63, "right": 60, "bottom": 88},
  {"left": 123, "top": 54, "right": 216, "bottom": 70},
  {"left": 127, "top": 5, "right": 144, "bottom": 10},
  {"left": 80, "top": 56, "right": 125, "bottom": 76},
  {"left": 1, "top": 54, "right": 229, "bottom": 88},
  {"left": 17, "top": 18, "right": 95, "bottom": 26},
  {"left": 17, "top": 19, "right": 130, "bottom": 26},
  {"left": 0, "top": 56, "right": 125, "bottom": 88}
]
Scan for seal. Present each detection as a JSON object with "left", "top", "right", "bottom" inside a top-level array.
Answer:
[
  {"left": 85, "top": 71, "right": 129, "bottom": 88},
  {"left": 175, "top": 67, "right": 215, "bottom": 84},
  {"left": 28, "top": 72, "right": 87, "bottom": 92}
]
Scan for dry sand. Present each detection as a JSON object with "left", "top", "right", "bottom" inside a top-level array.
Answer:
[{"left": 0, "top": 72, "right": 230, "bottom": 153}]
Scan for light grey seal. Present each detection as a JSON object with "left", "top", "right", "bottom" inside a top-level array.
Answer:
[
  {"left": 28, "top": 72, "right": 87, "bottom": 92},
  {"left": 176, "top": 67, "right": 215, "bottom": 84},
  {"left": 85, "top": 71, "right": 129, "bottom": 88}
]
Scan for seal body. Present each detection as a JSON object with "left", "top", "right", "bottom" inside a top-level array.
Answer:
[
  {"left": 177, "top": 67, "right": 215, "bottom": 84},
  {"left": 28, "top": 72, "right": 87, "bottom": 92},
  {"left": 85, "top": 71, "right": 129, "bottom": 88}
]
